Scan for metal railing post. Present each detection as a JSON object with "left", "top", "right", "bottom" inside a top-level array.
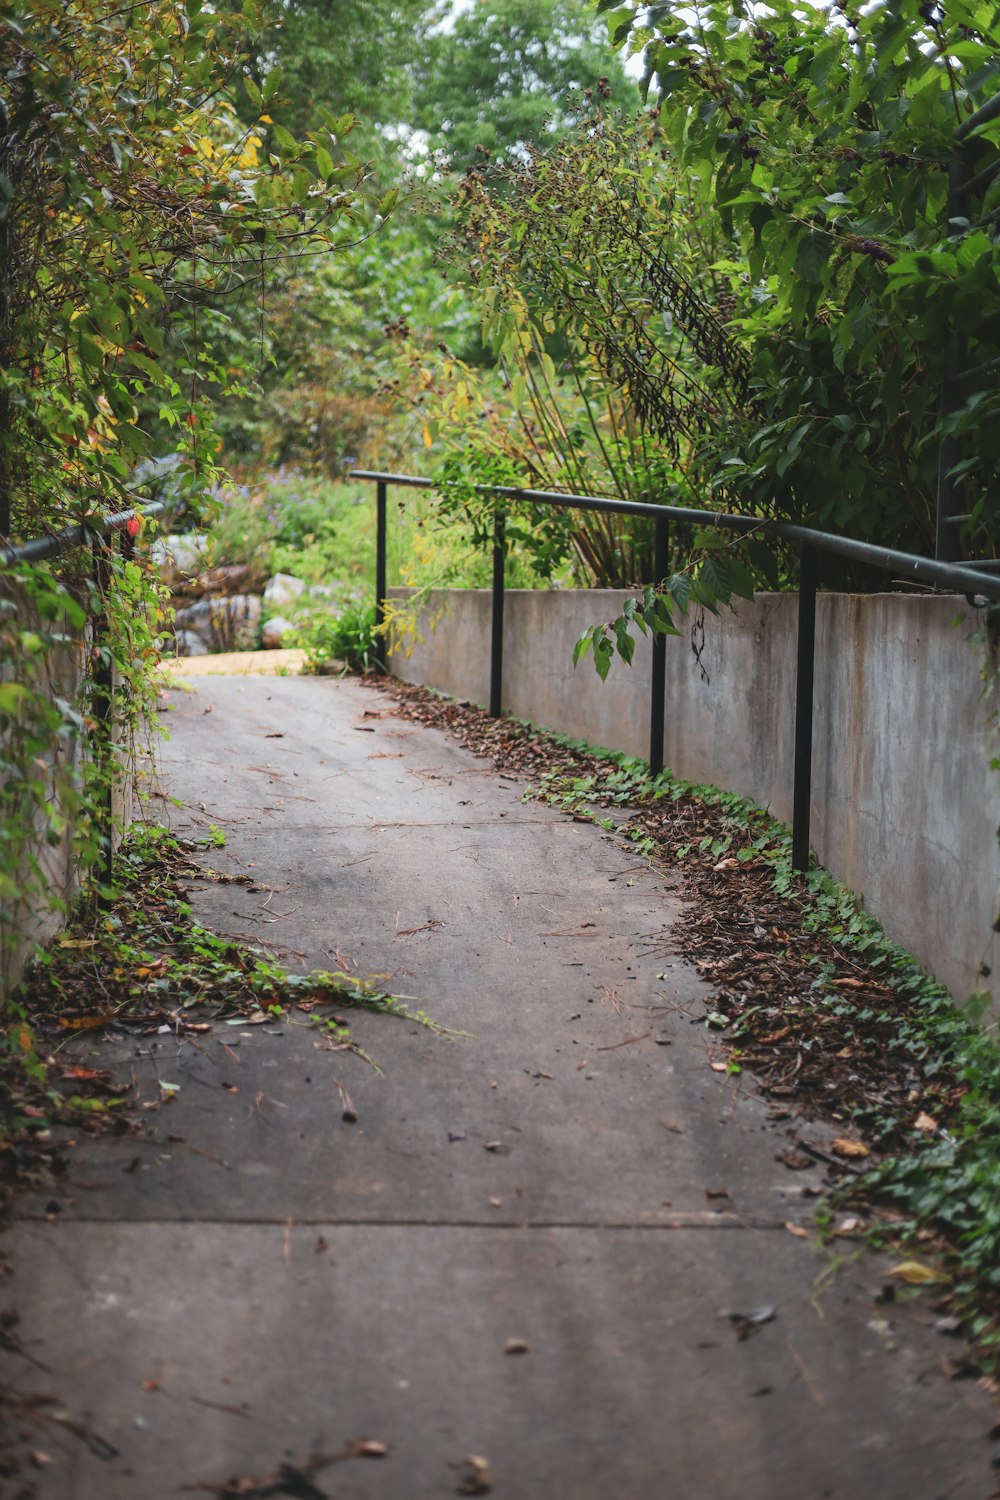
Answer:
[
  {"left": 375, "top": 478, "right": 388, "bottom": 672},
  {"left": 649, "top": 514, "right": 669, "bottom": 778},
  {"left": 490, "top": 500, "right": 505, "bottom": 718},
  {"left": 791, "top": 543, "right": 819, "bottom": 873}
]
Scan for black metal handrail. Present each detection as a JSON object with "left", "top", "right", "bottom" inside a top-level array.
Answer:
[
  {"left": 352, "top": 468, "right": 1000, "bottom": 874},
  {"left": 0, "top": 502, "right": 164, "bottom": 567},
  {"left": 1, "top": 500, "right": 164, "bottom": 894}
]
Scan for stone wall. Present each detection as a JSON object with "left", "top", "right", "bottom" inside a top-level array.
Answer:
[{"left": 389, "top": 587, "right": 1000, "bottom": 1011}]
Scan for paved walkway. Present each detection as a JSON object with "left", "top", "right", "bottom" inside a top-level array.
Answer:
[{"left": 1, "top": 670, "right": 994, "bottom": 1498}]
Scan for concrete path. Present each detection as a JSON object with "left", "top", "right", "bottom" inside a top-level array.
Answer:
[{"left": 1, "top": 671, "right": 994, "bottom": 1498}]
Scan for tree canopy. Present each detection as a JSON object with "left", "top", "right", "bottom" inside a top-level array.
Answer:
[
  {"left": 598, "top": 0, "right": 1000, "bottom": 558},
  {"left": 412, "top": 0, "right": 638, "bottom": 168},
  {"left": 0, "top": 0, "right": 371, "bottom": 534},
  {"left": 245, "top": 0, "right": 427, "bottom": 149}
]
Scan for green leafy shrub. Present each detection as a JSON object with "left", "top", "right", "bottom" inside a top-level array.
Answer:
[{"left": 293, "top": 597, "right": 379, "bottom": 674}]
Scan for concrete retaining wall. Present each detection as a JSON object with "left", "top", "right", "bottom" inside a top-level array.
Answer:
[
  {"left": 389, "top": 587, "right": 1000, "bottom": 1011},
  {"left": 0, "top": 579, "right": 133, "bottom": 997},
  {"left": 0, "top": 579, "right": 88, "bottom": 994}
]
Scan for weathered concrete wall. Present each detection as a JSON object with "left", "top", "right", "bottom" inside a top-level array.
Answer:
[
  {"left": 0, "top": 579, "right": 88, "bottom": 994},
  {"left": 0, "top": 579, "right": 134, "bottom": 997},
  {"left": 389, "top": 587, "right": 1000, "bottom": 1010}
]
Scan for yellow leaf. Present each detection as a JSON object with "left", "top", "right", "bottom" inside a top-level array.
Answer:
[
  {"left": 889, "top": 1261, "right": 948, "bottom": 1285},
  {"left": 830, "top": 1137, "right": 869, "bottom": 1158},
  {"left": 422, "top": 425, "right": 432, "bottom": 448}
]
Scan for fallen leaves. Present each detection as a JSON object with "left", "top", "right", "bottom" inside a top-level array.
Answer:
[
  {"left": 776, "top": 1149, "right": 814, "bottom": 1171},
  {"left": 889, "top": 1261, "right": 949, "bottom": 1286},
  {"left": 356, "top": 1440, "right": 388, "bottom": 1458},
  {"left": 758, "top": 1027, "right": 791, "bottom": 1046},
  {"left": 331, "top": 1079, "right": 358, "bottom": 1123},
  {"left": 184, "top": 1438, "right": 388, "bottom": 1496},
  {"left": 830, "top": 1137, "right": 869, "bottom": 1160},
  {"left": 457, "top": 1455, "right": 493, "bottom": 1494},
  {"left": 723, "top": 1304, "right": 777, "bottom": 1340}
]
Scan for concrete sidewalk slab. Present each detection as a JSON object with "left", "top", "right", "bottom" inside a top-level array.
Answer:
[
  {"left": 1, "top": 673, "right": 994, "bottom": 1498},
  {"left": 5, "top": 1221, "right": 988, "bottom": 1500}
]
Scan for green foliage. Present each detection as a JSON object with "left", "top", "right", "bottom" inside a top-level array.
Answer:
[
  {"left": 208, "top": 0, "right": 639, "bottom": 484},
  {"left": 246, "top": 0, "right": 427, "bottom": 152},
  {"left": 270, "top": 480, "right": 378, "bottom": 584},
  {"left": 411, "top": 0, "right": 637, "bottom": 170},
  {"left": 450, "top": 112, "right": 746, "bottom": 475},
  {"left": 0, "top": 569, "right": 89, "bottom": 936},
  {"left": 0, "top": 0, "right": 369, "bottom": 539},
  {"left": 425, "top": 107, "right": 731, "bottom": 573},
  {"left": 195, "top": 472, "right": 378, "bottom": 584},
  {"left": 605, "top": 0, "right": 1000, "bottom": 558},
  {"left": 573, "top": 551, "right": 755, "bottom": 679},
  {"left": 432, "top": 450, "right": 579, "bottom": 583},
  {"left": 410, "top": 108, "right": 773, "bottom": 623},
  {"left": 293, "top": 596, "right": 380, "bottom": 673}
]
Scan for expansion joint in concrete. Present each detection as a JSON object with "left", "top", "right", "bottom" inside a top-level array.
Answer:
[{"left": 16, "top": 1213, "right": 803, "bottom": 1232}]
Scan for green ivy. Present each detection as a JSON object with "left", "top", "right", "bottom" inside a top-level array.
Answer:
[{"left": 0, "top": 531, "right": 168, "bottom": 978}]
